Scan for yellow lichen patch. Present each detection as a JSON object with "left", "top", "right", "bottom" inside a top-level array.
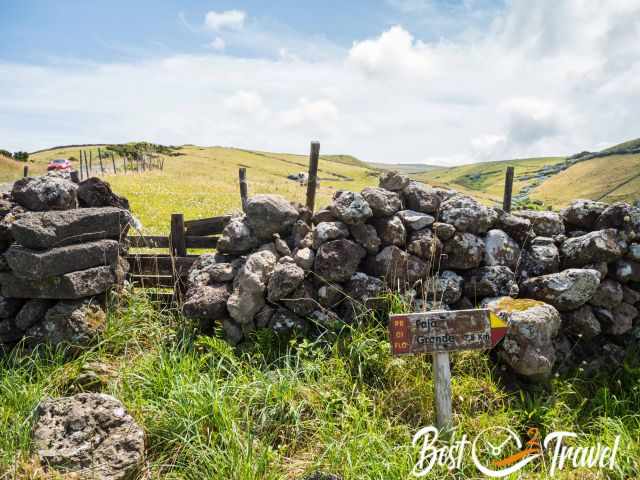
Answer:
[{"left": 492, "top": 297, "right": 546, "bottom": 313}]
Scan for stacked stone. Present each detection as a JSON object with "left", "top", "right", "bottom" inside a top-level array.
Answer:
[
  {"left": 183, "top": 171, "right": 640, "bottom": 382},
  {"left": 0, "top": 174, "right": 131, "bottom": 351}
]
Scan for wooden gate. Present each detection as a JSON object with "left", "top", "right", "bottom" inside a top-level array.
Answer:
[{"left": 125, "top": 214, "right": 230, "bottom": 303}]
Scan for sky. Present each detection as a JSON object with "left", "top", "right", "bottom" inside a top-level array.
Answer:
[{"left": 1, "top": 0, "right": 639, "bottom": 165}]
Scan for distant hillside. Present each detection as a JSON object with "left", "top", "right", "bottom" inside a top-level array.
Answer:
[
  {"left": 413, "top": 138, "right": 640, "bottom": 208},
  {"left": 366, "top": 162, "right": 443, "bottom": 175}
]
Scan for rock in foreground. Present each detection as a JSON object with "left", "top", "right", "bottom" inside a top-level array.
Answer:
[{"left": 32, "top": 393, "right": 145, "bottom": 480}]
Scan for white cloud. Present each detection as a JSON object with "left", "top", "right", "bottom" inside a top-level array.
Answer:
[
  {"left": 204, "top": 10, "right": 246, "bottom": 31},
  {"left": 348, "top": 26, "right": 431, "bottom": 78},
  {"left": 208, "top": 37, "right": 226, "bottom": 51},
  {"left": 279, "top": 99, "right": 339, "bottom": 131},
  {"left": 2, "top": 1, "right": 640, "bottom": 166},
  {"left": 224, "top": 91, "right": 268, "bottom": 120}
]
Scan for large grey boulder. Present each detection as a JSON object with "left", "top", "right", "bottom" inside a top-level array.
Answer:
[
  {"left": 432, "top": 222, "right": 456, "bottom": 241},
  {"left": 590, "top": 279, "right": 624, "bottom": 310},
  {"left": 425, "top": 270, "right": 463, "bottom": 305},
  {"left": 11, "top": 207, "right": 130, "bottom": 250},
  {"left": 370, "top": 216, "right": 406, "bottom": 247},
  {"left": 406, "top": 228, "right": 442, "bottom": 262},
  {"left": 5, "top": 240, "right": 119, "bottom": 281},
  {"left": 183, "top": 283, "right": 231, "bottom": 321},
  {"left": 15, "top": 299, "right": 52, "bottom": 331},
  {"left": 513, "top": 210, "right": 564, "bottom": 236},
  {"left": 227, "top": 250, "right": 277, "bottom": 324},
  {"left": 361, "top": 187, "right": 402, "bottom": 217},
  {"left": 32, "top": 393, "right": 145, "bottom": 480},
  {"left": 344, "top": 272, "right": 384, "bottom": 308},
  {"left": 367, "top": 245, "right": 428, "bottom": 285},
  {"left": 331, "top": 191, "right": 372, "bottom": 225},
  {"left": 595, "top": 202, "right": 640, "bottom": 231},
  {"left": 77, "top": 177, "right": 130, "bottom": 210},
  {"left": 26, "top": 299, "right": 106, "bottom": 348},
  {"left": 314, "top": 239, "right": 366, "bottom": 283},
  {"left": 12, "top": 175, "right": 78, "bottom": 211},
  {"left": 313, "top": 221, "right": 350, "bottom": 249},
  {"left": 439, "top": 195, "right": 498, "bottom": 234},
  {"left": 519, "top": 242, "right": 560, "bottom": 279},
  {"left": 349, "top": 223, "right": 381, "bottom": 254},
  {"left": 464, "top": 265, "right": 518, "bottom": 304},
  {"left": 485, "top": 297, "right": 561, "bottom": 379},
  {"left": 442, "top": 232, "right": 484, "bottom": 270},
  {"left": 561, "top": 199, "right": 608, "bottom": 230},
  {"left": 594, "top": 303, "right": 638, "bottom": 335},
  {"left": 563, "top": 305, "right": 601, "bottom": 339},
  {"left": 520, "top": 268, "right": 601, "bottom": 311},
  {"left": 464, "top": 266, "right": 518, "bottom": 299},
  {"left": 281, "top": 280, "right": 317, "bottom": 316},
  {"left": 186, "top": 254, "right": 238, "bottom": 288},
  {"left": 483, "top": 229, "right": 520, "bottom": 270},
  {"left": 1, "top": 266, "right": 116, "bottom": 299},
  {"left": 245, "top": 194, "right": 299, "bottom": 240},
  {"left": 494, "top": 210, "right": 533, "bottom": 244},
  {"left": 217, "top": 216, "right": 258, "bottom": 254},
  {"left": 402, "top": 182, "right": 441, "bottom": 214},
  {"left": 397, "top": 210, "right": 435, "bottom": 231},
  {"left": 379, "top": 171, "right": 410, "bottom": 191},
  {"left": 560, "top": 229, "right": 622, "bottom": 268},
  {"left": 267, "top": 261, "right": 305, "bottom": 302}
]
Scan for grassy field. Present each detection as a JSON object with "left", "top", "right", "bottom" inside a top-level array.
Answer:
[
  {"left": 0, "top": 155, "right": 31, "bottom": 183},
  {"left": 2, "top": 293, "right": 639, "bottom": 479},
  {"left": 30, "top": 145, "right": 376, "bottom": 234},
  {"left": 530, "top": 154, "right": 640, "bottom": 207}
]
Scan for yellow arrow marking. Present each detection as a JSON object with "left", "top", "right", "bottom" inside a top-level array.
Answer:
[{"left": 489, "top": 311, "right": 508, "bottom": 329}]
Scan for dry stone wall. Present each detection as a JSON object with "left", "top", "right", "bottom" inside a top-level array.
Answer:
[
  {"left": 0, "top": 173, "right": 131, "bottom": 352},
  {"left": 184, "top": 171, "right": 640, "bottom": 381}
]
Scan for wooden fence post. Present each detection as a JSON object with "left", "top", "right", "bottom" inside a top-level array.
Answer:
[
  {"left": 85, "top": 151, "right": 90, "bottom": 179},
  {"left": 239, "top": 168, "right": 248, "bottom": 212},
  {"left": 111, "top": 153, "right": 116, "bottom": 174},
  {"left": 433, "top": 351, "right": 453, "bottom": 433},
  {"left": 89, "top": 150, "right": 93, "bottom": 172},
  {"left": 23, "top": 165, "right": 29, "bottom": 178},
  {"left": 170, "top": 214, "right": 187, "bottom": 257},
  {"left": 79, "top": 157, "right": 83, "bottom": 181},
  {"left": 306, "top": 141, "right": 320, "bottom": 212},
  {"left": 503, "top": 166, "right": 515, "bottom": 212},
  {"left": 98, "top": 150, "right": 105, "bottom": 175}
]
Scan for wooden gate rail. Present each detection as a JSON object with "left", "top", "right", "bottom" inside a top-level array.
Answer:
[{"left": 124, "top": 214, "right": 230, "bottom": 302}]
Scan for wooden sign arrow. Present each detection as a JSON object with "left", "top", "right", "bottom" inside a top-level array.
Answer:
[
  {"left": 388, "top": 308, "right": 509, "bottom": 432},
  {"left": 389, "top": 308, "right": 508, "bottom": 356}
]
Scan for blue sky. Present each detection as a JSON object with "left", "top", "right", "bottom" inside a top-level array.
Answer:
[{"left": 1, "top": 1, "right": 639, "bottom": 164}]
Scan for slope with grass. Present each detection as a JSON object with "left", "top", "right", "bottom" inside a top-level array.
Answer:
[
  {"left": 0, "top": 155, "right": 31, "bottom": 184},
  {"left": 414, "top": 156, "right": 566, "bottom": 205},
  {"left": 530, "top": 153, "right": 640, "bottom": 207},
  {"left": 29, "top": 145, "right": 376, "bottom": 234}
]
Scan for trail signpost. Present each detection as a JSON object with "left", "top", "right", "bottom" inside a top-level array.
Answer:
[{"left": 389, "top": 309, "right": 509, "bottom": 431}]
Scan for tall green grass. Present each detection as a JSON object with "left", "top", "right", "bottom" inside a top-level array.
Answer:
[{"left": 1, "top": 292, "right": 638, "bottom": 479}]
